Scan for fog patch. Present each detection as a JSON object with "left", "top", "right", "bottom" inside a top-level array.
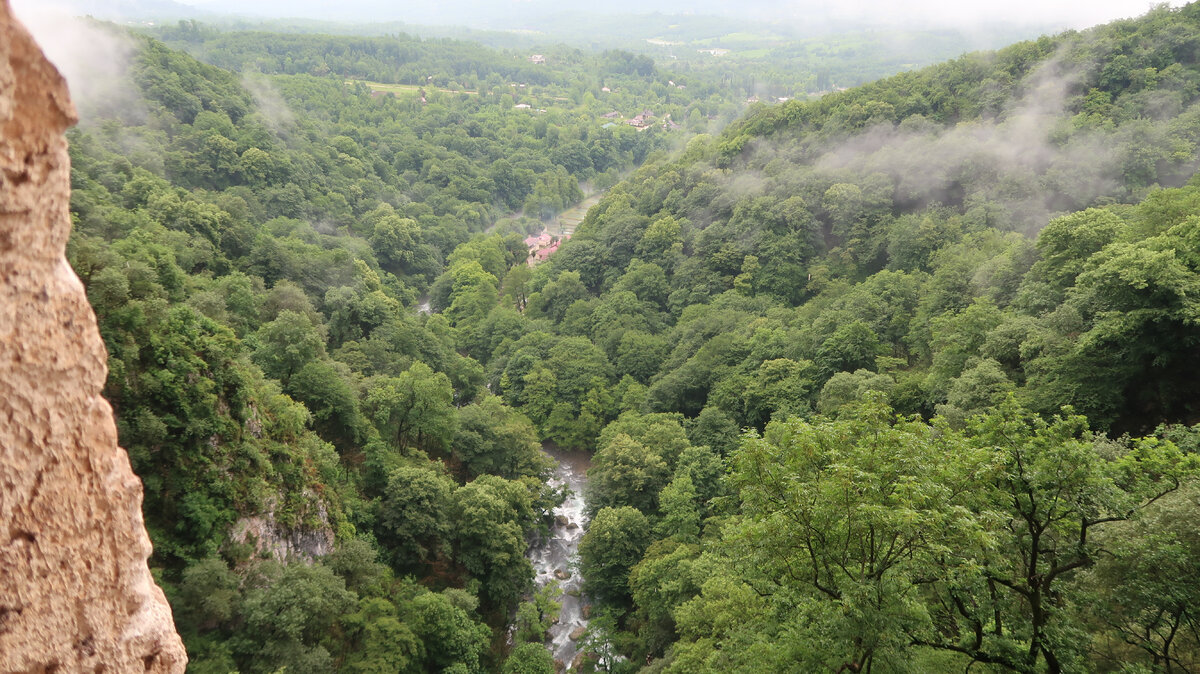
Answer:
[
  {"left": 805, "top": 52, "right": 1125, "bottom": 232},
  {"left": 788, "top": 0, "right": 1182, "bottom": 32},
  {"left": 11, "top": 1, "right": 144, "bottom": 124},
  {"left": 242, "top": 70, "right": 296, "bottom": 137}
]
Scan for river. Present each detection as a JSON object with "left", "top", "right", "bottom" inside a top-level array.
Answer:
[{"left": 528, "top": 444, "right": 592, "bottom": 669}]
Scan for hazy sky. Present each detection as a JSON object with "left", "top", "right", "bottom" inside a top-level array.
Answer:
[{"left": 148, "top": 0, "right": 1183, "bottom": 31}]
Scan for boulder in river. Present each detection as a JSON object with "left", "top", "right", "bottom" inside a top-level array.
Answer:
[
  {"left": 555, "top": 514, "right": 569, "bottom": 526},
  {"left": 582, "top": 604, "right": 592, "bottom": 619},
  {"left": 554, "top": 568, "right": 572, "bottom": 580},
  {"left": 570, "top": 626, "right": 587, "bottom": 641}
]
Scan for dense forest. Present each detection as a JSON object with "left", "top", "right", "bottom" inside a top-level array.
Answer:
[
  {"left": 61, "top": 4, "right": 1200, "bottom": 673},
  {"left": 152, "top": 14, "right": 1045, "bottom": 99},
  {"left": 65, "top": 18, "right": 761, "bottom": 672},
  {"left": 545, "top": 5, "right": 1200, "bottom": 672}
]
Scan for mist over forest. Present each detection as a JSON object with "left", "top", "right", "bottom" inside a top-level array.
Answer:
[
  {"left": 29, "top": 0, "right": 1175, "bottom": 32},
  {"left": 10, "top": 0, "right": 1200, "bottom": 671}
]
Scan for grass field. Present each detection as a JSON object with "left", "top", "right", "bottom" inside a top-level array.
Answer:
[
  {"left": 552, "top": 192, "right": 605, "bottom": 235},
  {"left": 347, "top": 80, "right": 477, "bottom": 96}
]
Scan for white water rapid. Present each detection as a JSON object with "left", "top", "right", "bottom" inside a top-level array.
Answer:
[{"left": 528, "top": 444, "right": 592, "bottom": 669}]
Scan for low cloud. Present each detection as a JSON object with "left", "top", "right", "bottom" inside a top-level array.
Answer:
[
  {"left": 242, "top": 71, "right": 296, "bottom": 136},
  {"left": 11, "top": 1, "right": 143, "bottom": 124},
  {"left": 801, "top": 51, "right": 1129, "bottom": 231}
]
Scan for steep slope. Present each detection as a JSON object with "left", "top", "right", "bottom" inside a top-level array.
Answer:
[
  {"left": 527, "top": 3, "right": 1200, "bottom": 436},
  {"left": 507, "top": 6, "right": 1200, "bottom": 672},
  {"left": 60, "top": 21, "right": 569, "bottom": 674},
  {"left": 0, "top": 1, "right": 186, "bottom": 670}
]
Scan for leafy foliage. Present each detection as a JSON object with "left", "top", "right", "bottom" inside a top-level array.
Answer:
[{"left": 63, "top": 5, "right": 1200, "bottom": 671}]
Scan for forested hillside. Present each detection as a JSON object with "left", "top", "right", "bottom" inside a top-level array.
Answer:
[
  {"left": 536, "top": 5, "right": 1200, "bottom": 439},
  {"left": 61, "top": 4, "right": 1200, "bottom": 674},
  {"left": 511, "top": 4, "right": 1200, "bottom": 672},
  {"left": 156, "top": 15, "right": 1047, "bottom": 98},
  {"left": 64, "top": 22, "right": 722, "bottom": 672},
  {"left": 151, "top": 21, "right": 758, "bottom": 133}
]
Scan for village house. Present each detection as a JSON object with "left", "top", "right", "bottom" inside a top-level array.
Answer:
[
  {"left": 529, "top": 54, "right": 546, "bottom": 64},
  {"left": 524, "top": 233, "right": 553, "bottom": 250},
  {"left": 524, "top": 232, "right": 568, "bottom": 265},
  {"left": 601, "top": 111, "right": 621, "bottom": 119},
  {"left": 534, "top": 241, "right": 559, "bottom": 263},
  {"left": 626, "top": 109, "right": 655, "bottom": 129}
]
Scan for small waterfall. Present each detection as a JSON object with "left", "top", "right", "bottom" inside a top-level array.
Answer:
[{"left": 528, "top": 444, "right": 592, "bottom": 669}]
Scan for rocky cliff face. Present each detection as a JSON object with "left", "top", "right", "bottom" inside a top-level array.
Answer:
[{"left": 0, "top": 2, "right": 187, "bottom": 670}]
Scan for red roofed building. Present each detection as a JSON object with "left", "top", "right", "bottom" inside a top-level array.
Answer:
[
  {"left": 534, "top": 240, "right": 560, "bottom": 262},
  {"left": 525, "top": 231, "right": 570, "bottom": 265}
]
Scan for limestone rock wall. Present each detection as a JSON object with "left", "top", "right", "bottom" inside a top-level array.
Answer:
[{"left": 0, "top": 1, "right": 188, "bottom": 670}]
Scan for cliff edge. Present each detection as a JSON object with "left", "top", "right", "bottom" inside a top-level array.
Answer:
[{"left": 0, "top": 1, "right": 187, "bottom": 670}]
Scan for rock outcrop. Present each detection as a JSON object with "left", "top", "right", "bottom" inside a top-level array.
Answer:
[
  {"left": 0, "top": 2, "right": 187, "bottom": 671},
  {"left": 230, "top": 493, "right": 336, "bottom": 562}
]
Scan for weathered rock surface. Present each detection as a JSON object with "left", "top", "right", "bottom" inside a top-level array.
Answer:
[
  {"left": 0, "top": 2, "right": 187, "bottom": 671},
  {"left": 231, "top": 493, "right": 335, "bottom": 562}
]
